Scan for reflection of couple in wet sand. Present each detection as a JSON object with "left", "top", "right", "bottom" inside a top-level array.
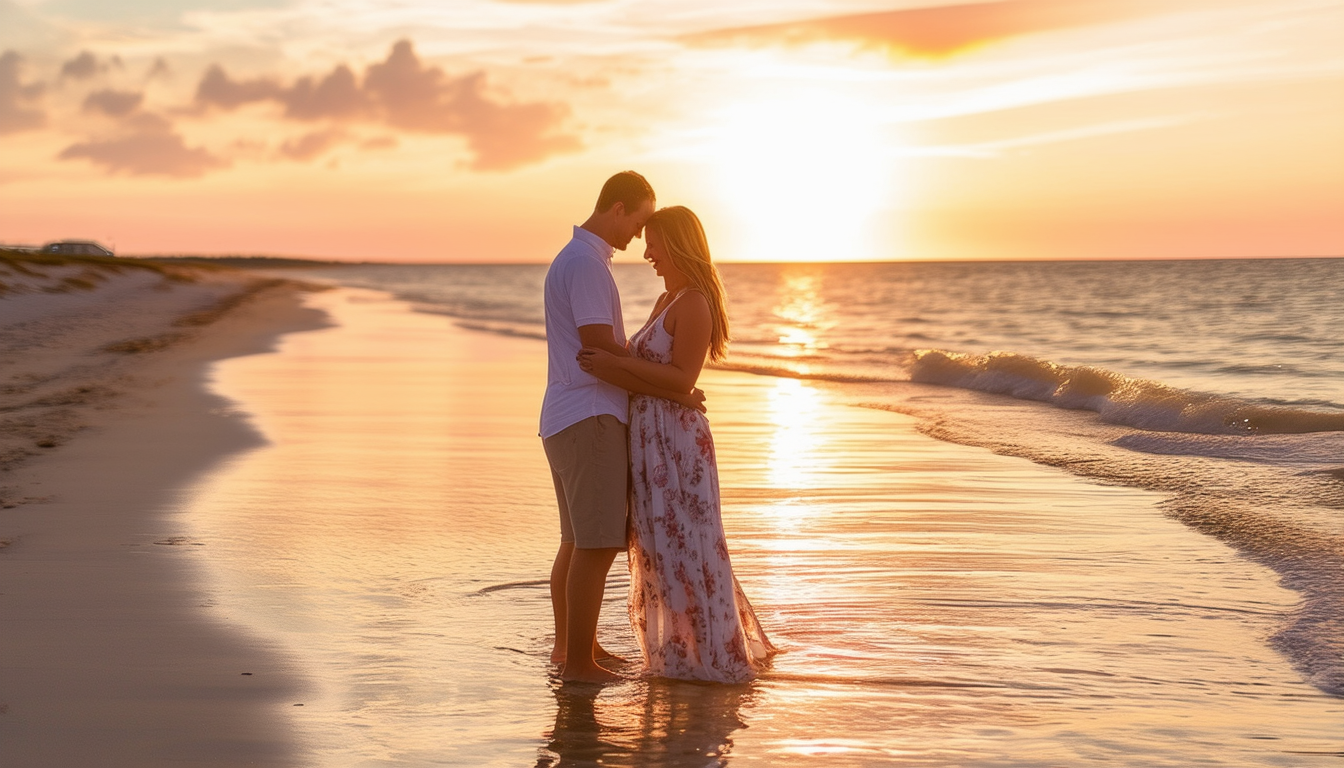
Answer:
[
  {"left": 537, "top": 677, "right": 753, "bottom": 768},
  {"left": 540, "top": 171, "right": 776, "bottom": 684}
]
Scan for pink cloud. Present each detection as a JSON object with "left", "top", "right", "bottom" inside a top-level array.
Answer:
[
  {"left": 146, "top": 57, "right": 172, "bottom": 81},
  {"left": 688, "top": 0, "right": 1168, "bottom": 57},
  {"left": 195, "top": 64, "right": 283, "bottom": 109},
  {"left": 195, "top": 39, "right": 580, "bottom": 171},
  {"left": 279, "top": 128, "right": 347, "bottom": 161},
  {"left": 60, "top": 51, "right": 123, "bottom": 80},
  {"left": 59, "top": 113, "right": 227, "bottom": 177},
  {"left": 83, "top": 89, "right": 144, "bottom": 118},
  {"left": 282, "top": 64, "right": 370, "bottom": 120}
]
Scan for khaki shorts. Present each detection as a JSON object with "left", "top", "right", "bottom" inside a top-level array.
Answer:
[{"left": 543, "top": 414, "right": 629, "bottom": 550}]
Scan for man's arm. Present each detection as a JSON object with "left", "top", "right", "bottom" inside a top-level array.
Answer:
[
  {"left": 577, "top": 324, "right": 629, "bottom": 357},
  {"left": 595, "top": 293, "right": 711, "bottom": 394},
  {"left": 577, "top": 323, "right": 706, "bottom": 411}
]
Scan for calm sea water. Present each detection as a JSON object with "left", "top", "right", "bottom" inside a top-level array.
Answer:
[
  {"left": 197, "top": 259, "right": 1344, "bottom": 765},
  {"left": 305, "top": 259, "right": 1344, "bottom": 418}
]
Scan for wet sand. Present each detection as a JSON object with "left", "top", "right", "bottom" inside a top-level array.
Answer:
[
  {"left": 185, "top": 288, "right": 1342, "bottom": 766},
  {"left": 0, "top": 267, "right": 324, "bottom": 766}
]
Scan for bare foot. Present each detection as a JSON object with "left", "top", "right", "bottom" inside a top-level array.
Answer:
[
  {"left": 594, "top": 647, "right": 628, "bottom": 665},
  {"left": 554, "top": 644, "right": 625, "bottom": 666},
  {"left": 560, "top": 661, "right": 624, "bottom": 684}
]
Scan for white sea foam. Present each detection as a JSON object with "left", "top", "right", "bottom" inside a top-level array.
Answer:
[{"left": 909, "top": 348, "right": 1344, "bottom": 435}]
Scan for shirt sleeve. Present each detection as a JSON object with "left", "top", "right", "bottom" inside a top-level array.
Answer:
[{"left": 568, "top": 257, "right": 617, "bottom": 328}]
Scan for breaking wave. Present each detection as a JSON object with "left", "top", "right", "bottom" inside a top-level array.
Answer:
[{"left": 910, "top": 349, "right": 1344, "bottom": 436}]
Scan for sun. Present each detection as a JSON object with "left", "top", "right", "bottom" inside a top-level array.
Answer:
[{"left": 708, "top": 91, "right": 897, "bottom": 262}]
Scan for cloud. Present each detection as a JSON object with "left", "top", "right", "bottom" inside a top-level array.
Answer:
[
  {"left": 60, "top": 51, "right": 98, "bottom": 79},
  {"left": 687, "top": 0, "right": 1168, "bottom": 58},
  {"left": 195, "top": 39, "right": 579, "bottom": 171},
  {"left": 60, "top": 50, "right": 122, "bottom": 80},
  {"left": 363, "top": 41, "right": 579, "bottom": 170},
  {"left": 279, "top": 128, "right": 346, "bottom": 161},
  {"left": 195, "top": 63, "right": 282, "bottom": 108},
  {"left": 430, "top": 73, "right": 580, "bottom": 170},
  {"left": 83, "top": 89, "right": 144, "bottom": 117},
  {"left": 0, "top": 50, "right": 44, "bottom": 134},
  {"left": 146, "top": 57, "right": 171, "bottom": 81},
  {"left": 282, "top": 64, "right": 370, "bottom": 120},
  {"left": 59, "top": 112, "right": 228, "bottom": 177}
]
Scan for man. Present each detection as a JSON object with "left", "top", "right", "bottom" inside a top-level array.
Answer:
[{"left": 540, "top": 171, "right": 699, "bottom": 683}]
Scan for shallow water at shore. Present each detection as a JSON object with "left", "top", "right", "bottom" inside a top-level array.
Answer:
[{"left": 183, "top": 289, "right": 1343, "bottom": 766}]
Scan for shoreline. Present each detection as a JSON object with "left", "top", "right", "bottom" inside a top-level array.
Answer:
[{"left": 0, "top": 270, "right": 326, "bottom": 766}]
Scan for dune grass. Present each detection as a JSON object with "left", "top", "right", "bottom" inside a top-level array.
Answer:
[{"left": 0, "top": 249, "right": 208, "bottom": 295}]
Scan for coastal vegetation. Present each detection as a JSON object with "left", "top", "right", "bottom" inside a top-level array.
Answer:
[
  {"left": 0, "top": 248, "right": 195, "bottom": 296},
  {"left": 0, "top": 250, "right": 341, "bottom": 296}
]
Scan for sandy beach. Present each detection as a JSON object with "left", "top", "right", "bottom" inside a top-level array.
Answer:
[
  {"left": 0, "top": 260, "right": 324, "bottom": 766},
  {"left": 4, "top": 274, "right": 1342, "bottom": 766}
]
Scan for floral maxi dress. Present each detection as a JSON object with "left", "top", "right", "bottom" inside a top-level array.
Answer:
[{"left": 626, "top": 294, "right": 775, "bottom": 683}]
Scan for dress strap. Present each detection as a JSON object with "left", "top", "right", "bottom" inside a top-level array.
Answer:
[
  {"left": 641, "top": 287, "right": 697, "bottom": 335},
  {"left": 653, "top": 288, "right": 683, "bottom": 318},
  {"left": 658, "top": 288, "right": 695, "bottom": 323}
]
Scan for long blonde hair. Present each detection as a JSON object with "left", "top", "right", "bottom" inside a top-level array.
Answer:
[{"left": 646, "top": 206, "right": 730, "bottom": 362}]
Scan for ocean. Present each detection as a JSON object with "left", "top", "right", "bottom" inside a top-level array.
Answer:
[
  {"left": 191, "top": 257, "right": 1344, "bottom": 766},
  {"left": 305, "top": 258, "right": 1344, "bottom": 421}
]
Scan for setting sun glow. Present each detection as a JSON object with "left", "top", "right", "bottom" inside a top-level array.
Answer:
[
  {"left": 710, "top": 93, "right": 896, "bottom": 262},
  {"left": 0, "top": 1, "right": 1340, "bottom": 261}
]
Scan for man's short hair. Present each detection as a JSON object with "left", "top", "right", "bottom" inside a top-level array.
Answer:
[{"left": 595, "top": 171, "right": 655, "bottom": 214}]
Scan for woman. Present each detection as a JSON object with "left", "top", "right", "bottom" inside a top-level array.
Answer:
[{"left": 578, "top": 206, "right": 775, "bottom": 683}]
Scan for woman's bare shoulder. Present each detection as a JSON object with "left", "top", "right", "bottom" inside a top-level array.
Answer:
[{"left": 665, "top": 288, "right": 710, "bottom": 331}]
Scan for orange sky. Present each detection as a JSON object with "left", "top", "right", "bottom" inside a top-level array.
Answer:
[{"left": 1, "top": 0, "right": 1341, "bottom": 262}]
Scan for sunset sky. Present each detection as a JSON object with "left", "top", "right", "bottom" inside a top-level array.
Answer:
[{"left": 1, "top": 0, "right": 1341, "bottom": 263}]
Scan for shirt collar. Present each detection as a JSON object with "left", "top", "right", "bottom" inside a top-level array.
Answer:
[{"left": 573, "top": 225, "right": 615, "bottom": 262}]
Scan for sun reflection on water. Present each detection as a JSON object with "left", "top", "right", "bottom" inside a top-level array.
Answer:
[
  {"left": 765, "top": 378, "right": 825, "bottom": 492},
  {"left": 771, "top": 271, "right": 831, "bottom": 363}
]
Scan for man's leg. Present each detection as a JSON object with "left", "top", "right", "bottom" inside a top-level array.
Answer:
[
  {"left": 549, "top": 541, "right": 574, "bottom": 665},
  {"left": 552, "top": 542, "right": 621, "bottom": 666},
  {"left": 562, "top": 545, "right": 621, "bottom": 682},
  {"left": 545, "top": 415, "right": 628, "bottom": 680}
]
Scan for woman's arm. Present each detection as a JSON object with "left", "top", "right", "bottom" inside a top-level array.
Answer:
[
  {"left": 579, "top": 291, "right": 712, "bottom": 393},
  {"left": 582, "top": 364, "right": 707, "bottom": 412},
  {"left": 576, "top": 316, "right": 705, "bottom": 411}
]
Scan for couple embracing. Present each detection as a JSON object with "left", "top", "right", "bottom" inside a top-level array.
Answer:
[{"left": 540, "top": 171, "right": 775, "bottom": 684}]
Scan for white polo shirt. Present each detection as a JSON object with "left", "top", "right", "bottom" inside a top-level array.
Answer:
[{"left": 539, "top": 226, "right": 628, "bottom": 439}]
